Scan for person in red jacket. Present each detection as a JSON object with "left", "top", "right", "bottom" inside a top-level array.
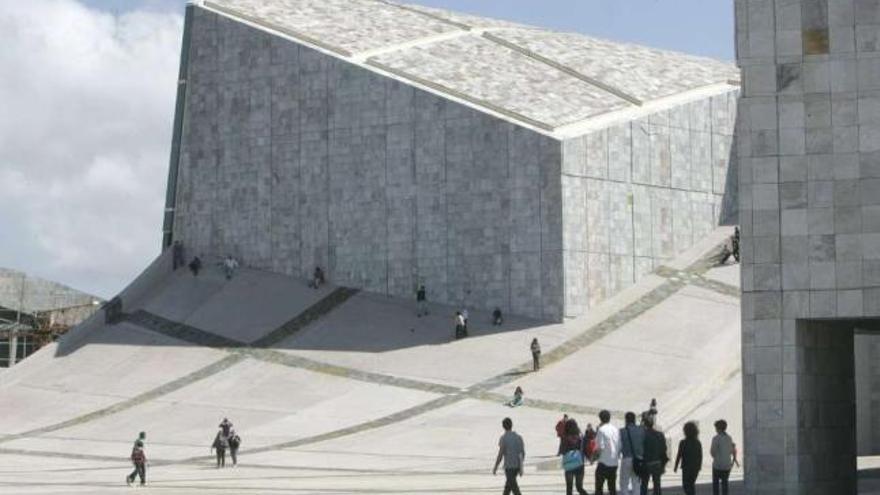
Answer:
[
  {"left": 126, "top": 440, "right": 146, "bottom": 486},
  {"left": 556, "top": 414, "right": 569, "bottom": 455}
]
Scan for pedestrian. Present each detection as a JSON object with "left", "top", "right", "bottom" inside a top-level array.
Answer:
[
  {"left": 732, "top": 227, "right": 740, "bottom": 262},
  {"left": 455, "top": 311, "right": 467, "bottom": 339},
  {"left": 595, "top": 409, "right": 620, "bottom": 495},
  {"left": 640, "top": 415, "right": 667, "bottom": 495},
  {"left": 530, "top": 338, "right": 541, "bottom": 371},
  {"left": 556, "top": 414, "right": 569, "bottom": 455},
  {"left": 674, "top": 421, "right": 702, "bottom": 495},
  {"left": 619, "top": 411, "right": 645, "bottom": 495},
  {"left": 416, "top": 285, "right": 427, "bottom": 317},
  {"left": 126, "top": 439, "right": 146, "bottom": 486},
  {"left": 228, "top": 429, "right": 241, "bottom": 467},
  {"left": 212, "top": 430, "right": 228, "bottom": 468},
  {"left": 172, "top": 240, "right": 184, "bottom": 270},
  {"left": 492, "top": 417, "right": 525, "bottom": 495},
  {"left": 222, "top": 256, "right": 239, "bottom": 280},
  {"left": 310, "top": 266, "right": 325, "bottom": 289},
  {"left": 493, "top": 307, "right": 503, "bottom": 326},
  {"left": 560, "top": 418, "right": 588, "bottom": 495},
  {"left": 584, "top": 423, "right": 598, "bottom": 465},
  {"left": 506, "top": 386, "right": 524, "bottom": 407},
  {"left": 710, "top": 419, "right": 738, "bottom": 495},
  {"left": 462, "top": 307, "right": 470, "bottom": 334},
  {"left": 189, "top": 256, "right": 202, "bottom": 276},
  {"left": 219, "top": 417, "right": 233, "bottom": 437}
]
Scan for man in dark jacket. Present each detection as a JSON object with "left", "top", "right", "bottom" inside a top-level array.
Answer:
[
  {"left": 640, "top": 416, "right": 667, "bottom": 495},
  {"left": 126, "top": 440, "right": 146, "bottom": 486}
]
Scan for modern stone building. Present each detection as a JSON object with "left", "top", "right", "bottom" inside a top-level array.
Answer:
[
  {"left": 737, "top": 0, "right": 880, "bottom": 493},
  {"left": 164, "top": 0, "right": 740, "bottom": 321}
]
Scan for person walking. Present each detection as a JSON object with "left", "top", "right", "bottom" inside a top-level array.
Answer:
[
  {"left": 222, "top": 256, "right": 239, "bottom": 280},
  {"left": 619, "top": 412, "right": 645, "bottom": 495},
  {"left": 455, "top": 311, "right": 467, "bottom": 339},
  {"left": 493, "top": 307, "right": 503, "bottom": 325},
  {"left": 416, "top": 285, "right": 427, "bottom": 317},
  {"left": 710, "top": 419, "right": 738, "bottom": 495},
  {"left": 492, "top": 417, "right": 525, "bottom": 495},
  {"left": 212, "top": 430, "right": 228, "bottom": 468},
  {"left": 189, "top": 256, "right": 202, "bottom": 276},
  {"left": 560, "top": 418, "right": 588, "bottom": 495},
  {"left": 556, "top": 414, "right": 569, "bottom": 455},
  {"left": 228, "top": 429, "right": 241, "bottom": 467},
  {"left": 126, "top": 439, "right": 146, "bottom": 486},
  {"left": 674, "top": 422, "right": 702, "bottom": 495},
  {"left": 595, "top": 410, "right": 620, "bottom": 495},
  {"left": 530, "top": 338, "right": 541, "bottom": 371},
  {"left": 640, "top": 416, "right": 667, "bottom": 495}
]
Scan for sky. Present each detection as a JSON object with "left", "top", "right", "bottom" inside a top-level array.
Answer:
[{"left": 0, "top": 0, "right": 735, "bottom": 299}]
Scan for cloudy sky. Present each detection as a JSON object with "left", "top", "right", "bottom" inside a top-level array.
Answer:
[{"left": 0, "top": 0, "right": 734, "bottom": 299}]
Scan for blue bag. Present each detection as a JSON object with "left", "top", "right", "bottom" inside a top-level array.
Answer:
[{"left": 562, "top": 448, "right": 584, "bottom": 471}]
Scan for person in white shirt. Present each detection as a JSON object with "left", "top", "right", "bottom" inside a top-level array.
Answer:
[{"left": 595, "top": 409, "right": 621, "bottom": 495}]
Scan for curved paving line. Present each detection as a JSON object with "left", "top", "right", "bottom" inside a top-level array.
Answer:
[
  {"left": 0, "top": 354, "right": 244, "bottom": 446},
  {"left": 240, "top": 348, "right": 460, "bottom": 395}
]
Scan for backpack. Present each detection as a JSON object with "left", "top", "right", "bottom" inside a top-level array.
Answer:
[{"left": 584, "top": 433, "right": 598, "bottom": 460}]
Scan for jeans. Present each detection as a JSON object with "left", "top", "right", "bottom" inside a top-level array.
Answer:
[
  {"left": 681, "top": 469, "right": 698, "bottom": 495},
  {"left": 503, "top": 468, "right": 522, "bottom": 495},
  {"left": 216, "top": 448, "right": 226, "bottom": 467},
  {"left": 127, "top": 463, "right": 145, "bottom": 485},
  {"left": 230, "top": 446, "right": 238, "bottom": 465},
  {"left": 712, "top": 468, "right": 730, "bottom": 495},
  {"left": 565, "top": 465, "right": 588, "bottom": 495},
  {"left": 596, "top": 462, "right": 618, "bottom": 495},
  {"left": 417, "top": 300, "right": 427, "bottom": 316},
  {"left": 532, "top": 353, "right": 540, "bottom": 371},
  {"left": 640, "top": 462, "right": 663, "bottom": 495},
  {"left": 619, "top": 457, "right": 637, "bottom": 495}
]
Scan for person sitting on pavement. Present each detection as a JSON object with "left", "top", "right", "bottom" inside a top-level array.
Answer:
[{"left": 506, "top": 386, "right": 524, "bottom": 407}]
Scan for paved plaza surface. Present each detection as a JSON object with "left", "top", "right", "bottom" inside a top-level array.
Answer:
[{"left": 0, "top": 228, "right": 874, "bottom": 493}]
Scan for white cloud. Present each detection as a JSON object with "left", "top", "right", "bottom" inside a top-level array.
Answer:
[{"left": 0, "top": 0, "right": 182, "bottom": 298}]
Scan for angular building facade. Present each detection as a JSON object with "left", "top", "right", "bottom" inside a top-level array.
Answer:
[{"left": 164, "top": 0, "right": 740, "bottom": 321}]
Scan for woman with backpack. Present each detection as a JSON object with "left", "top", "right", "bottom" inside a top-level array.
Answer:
[
  {"left": 228, "top": 429, "right": 241, "bottom": 467},
  {"left": 560, "top": 418, "right": 589, "bottom": 495}
]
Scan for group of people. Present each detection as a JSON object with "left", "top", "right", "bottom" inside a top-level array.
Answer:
[
  {"left": 125, "top": 418, "right": 242, "bottom": 486},
  {"left": 211, "top": 417, "right": 242, "bottom": 468},
  {"left": 495, "top": 405, "right": 739, "bottom": 495},
  {"left": 171, "top": 241, "right": 240, "bottom": 280}
]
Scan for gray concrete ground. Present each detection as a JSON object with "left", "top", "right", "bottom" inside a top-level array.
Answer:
[{"left": 0, "top": 227, "right": 875, "bottom": 493}]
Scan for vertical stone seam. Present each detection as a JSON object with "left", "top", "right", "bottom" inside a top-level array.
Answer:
[{"left": 384, "top": 79, "right": 390, "bottom": 296}]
